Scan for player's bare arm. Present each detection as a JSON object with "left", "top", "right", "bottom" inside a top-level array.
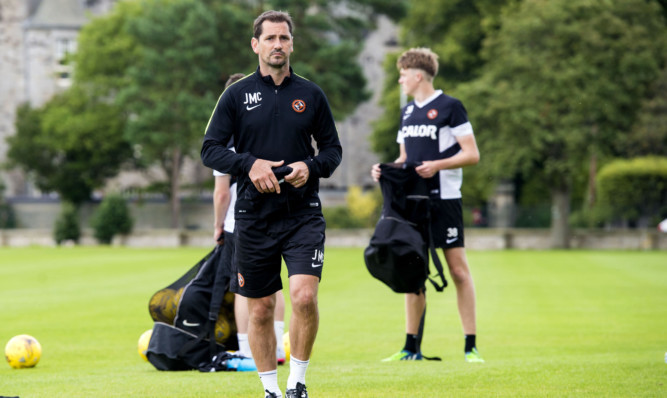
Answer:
[
  {"left": 249, "top": 159, "right": 285, "bottom": 194},
  {"left": 213, "top": 175, "right": 231, "bottom": 244},
  {"left": 415, "top": 134, "right": 480, "bottom": 179}
]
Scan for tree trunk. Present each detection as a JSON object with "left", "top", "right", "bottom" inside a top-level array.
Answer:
[
  {"left": 587, "top": 151, "right": 597, "bottom": 208},
  {"left": 587, "top": 124, "right": 599, "bottom": 211},
  {"left": 550, "top": 186, "right": 571, "bottom": 249},
  {"left": 169, "top": 148, "right": 182, "bottom": 229}
]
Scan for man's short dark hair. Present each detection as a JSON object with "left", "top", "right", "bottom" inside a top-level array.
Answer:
[{"left": 253, "top": 10, "right": 293, "bottom": 39}]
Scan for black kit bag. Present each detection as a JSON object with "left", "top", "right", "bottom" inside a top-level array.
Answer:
[
  {"left": 364, "top": 216, "right": 430, "bottom": 293},
  {"left": 145, "top": 246, "right": 238, "bottom": 370},
  {"left": 364, "top": 163, "right": 448, "bottom": 294},
  {"left": 364, "top": 163, "right": 449, "bottom": 361}
]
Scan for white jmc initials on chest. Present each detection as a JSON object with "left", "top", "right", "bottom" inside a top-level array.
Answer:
[{"left": 243, "top": 92, "right": 262, "bottom": 105}]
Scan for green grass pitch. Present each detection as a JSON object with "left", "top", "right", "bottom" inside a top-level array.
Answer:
[{"left": 1, "top": 247, "right": 666, "bottom": 397}]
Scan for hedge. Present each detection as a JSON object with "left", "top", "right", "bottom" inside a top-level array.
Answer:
[{"left": 596, "top": 156, "right": 667, "bottom": 223}]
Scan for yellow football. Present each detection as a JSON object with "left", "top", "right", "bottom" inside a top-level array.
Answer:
[
  {"left": 137, "top": 329, "right": 152, "bottom": 361},
  {"left": 5, "top": 334, "right": 41, "bottom": 369}
]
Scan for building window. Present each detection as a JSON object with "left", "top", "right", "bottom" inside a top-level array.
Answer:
[
  {"left": 55, "top": 38, "right": 76, "bottom": 87},
  {"left": 55, "top": 38, "right": 77, "bottom": 65}
]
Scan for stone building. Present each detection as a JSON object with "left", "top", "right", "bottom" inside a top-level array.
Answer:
[
  {"left": 0, "top": 0, "right": 117, "bottom": 197},
  {"left": 0, "top": 0, "right": 394, "bottom": 201}
]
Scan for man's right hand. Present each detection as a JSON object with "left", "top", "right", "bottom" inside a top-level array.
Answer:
[
  {"left": 371, "top": 163, "right": 381, "bottom": 182},
  {"left": 214, "top": 227, "right": 224, "bottom": 245},
  {"left": 249, "top": 159, "right": 285, "bottom": 194}
]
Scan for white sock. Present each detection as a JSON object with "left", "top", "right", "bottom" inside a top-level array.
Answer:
[
  {"left": 286, "top": 356, "right": 309, "bottom": 390},
  {"left": 259, "top": 370, "right": 282, "bottom": 397},
  {"left": 237, "top": 333, "right": 252, "bottom": 358},
  {"left": 274, "top": 321, "right": 285, "bottom": 356}
]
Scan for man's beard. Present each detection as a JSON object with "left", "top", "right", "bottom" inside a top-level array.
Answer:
[
  {"left": 267, "top": 52, "right": 287, "bottom": 69},
  {"left": 267, "top": 59, "right": 287, "bottom": 69}
]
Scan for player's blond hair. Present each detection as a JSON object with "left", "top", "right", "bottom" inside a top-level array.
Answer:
[{"left": 396, "top": 47, "right": 439, "bottom": 81}]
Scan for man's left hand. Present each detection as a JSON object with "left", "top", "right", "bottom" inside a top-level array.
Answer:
[{"left": 285, "top": 161, "right": 310, "bottom": 188}]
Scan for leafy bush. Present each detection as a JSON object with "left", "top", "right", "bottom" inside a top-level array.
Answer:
[
  {"left": 514, "top": 205, "right": 551, "bottom": 228},
  {"left": 0, "top": 202, "right": 16, "bottom": 229},
  {"left": 0, "top": 181, "right": 17, "bottom": 229},
  {"left": 90, "top": 194, "right": 134, "bottom": 244},
  {"left": 596, "top": 157, "right": 667, "bottom": 226},
  {"left": 323, "top": 206, "right": 365, "bottom": 229},
  {"left": 323, "top": 186, "right": 382, "bottom": 229},
  {"left": 54, "top": 202, "right": 81, "bottom": 244},
  {"left": 346, "top": 186, "right": 382, "bottom": 227}
]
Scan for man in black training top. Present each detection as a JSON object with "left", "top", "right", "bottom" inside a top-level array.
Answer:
[{"left": 201, "top": 10, "right": 342, "bottom": 398}]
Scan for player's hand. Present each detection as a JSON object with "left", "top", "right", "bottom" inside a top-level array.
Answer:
[
  {"left": 285, "top": 161, "right": 309, "bottom": 188},
  {"left": 214, "top": 226, "right": 224, "bottom": 245},
  {"left": 250, "top": 159, "right": 285, "bottom": 194},
  {"left": 415, "top": 161, "right": 439, "bottom": 179},
  {"left": 371, "top": 163, "right": 381, "bottom": 182}
]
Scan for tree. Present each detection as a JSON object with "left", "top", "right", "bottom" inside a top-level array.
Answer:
[
  {"left": 456, "top": 0, "right": 667, "bottom": 246},
  {"left": 621, "top": 66, "right": 667, "bottom": 158},
  {"left": 7, "top": 87, "right": 132, "bottom": 205},
  {"left": 73, "top": 0, "right": 142, "bottom": 92},
  {"left": 116, "top": 0, "right": 223, "bottom": 227},
  {"left": 400, "top": 0, "right": 515, "bottom": 83}
]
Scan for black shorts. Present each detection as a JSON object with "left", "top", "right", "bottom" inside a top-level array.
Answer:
[
  {"left": 429, "top": 199, "right": 465, "bottom": 249},
  {"left": 219, "top": 231, "right": 239, "bottom": 293},
  {"left": 234, "top": 214, "right": 326, "bottom": 298}
]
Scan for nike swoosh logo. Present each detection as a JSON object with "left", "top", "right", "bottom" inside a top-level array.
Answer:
[
  {"left": 182, "top": 320, "right": 200, "bottom": 327},
  {"left": 311, "top": 263, "right": 323, "bottom": 268},
  {"left": 446, "top": 238, "right": 458, "bottom": 244},
  {"left": 246, "top": 104, "right": 262, "bottom": 111}
]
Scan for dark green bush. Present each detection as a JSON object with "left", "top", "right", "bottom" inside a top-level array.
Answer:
[
  {"left": 54, "top": 202, "right": 81, "bottom": 244},
  {"left": 0, "top": 202, "right": 16, "bottom": 229},
  {"left": 0, "top": 182, "right": 17, "bottom": 229},
  {"left": 515, "top": 205, "right": 551, "bottom": 228},
  {"left": 596, "top": 157, "right": 667, "bottom": 225},
  {"left": 90, "top": 194, "right": 134, "bottom": 244}
]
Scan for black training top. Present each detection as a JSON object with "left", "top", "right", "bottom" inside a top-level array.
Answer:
[{"left": 201, "top": 67, "right": 342, "bottom": 220}]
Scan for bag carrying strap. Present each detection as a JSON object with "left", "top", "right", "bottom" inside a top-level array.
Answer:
[
  {"left": 426, "top": 203, "right": 448, "bottom": 292},
  {"left": 208, "top": 318, "right": 217, "bottom": 357},
  {"left": 416, "top": 297, "right": 442, "bottom": 361},
  {"left": 427, "top": 245, "right": 447, "bottom": 292}
]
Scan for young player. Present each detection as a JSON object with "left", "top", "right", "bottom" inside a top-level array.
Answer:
[{"left": 371, "top": 47, "right": 484, "bottom": 363}]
